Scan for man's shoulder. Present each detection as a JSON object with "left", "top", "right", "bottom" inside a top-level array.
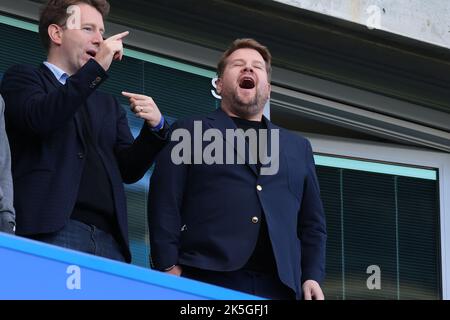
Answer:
[
  {"left": 1, "top": 64, "right": 44, "bottom": 84},
  {"left": 0, "top": 65, "right": 45, "bottom": 95},
  {"left": 3, "top": 64, "right": 42, "bottom": 76}
]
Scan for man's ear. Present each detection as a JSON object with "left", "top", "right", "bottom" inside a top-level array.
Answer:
[
  {"left": 267, "top": 83, "right": 271, "bottom": 99},
  {"left": 48, "top": 24, "right": 63, "bottom": 46},
  {"left": 216, "top": 77, "right": 223, "bottom": 94}
]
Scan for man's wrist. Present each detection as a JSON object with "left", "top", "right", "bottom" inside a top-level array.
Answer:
[{"left": 150, "top": 115, "right": 165, "bottom": 132}]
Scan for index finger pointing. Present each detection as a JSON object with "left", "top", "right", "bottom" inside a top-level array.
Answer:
[
  {"left": 107, "top": 31, "right": 129, "bottom": 41},
  {"left": 121, "top": 91, "right": 150, "bottom": 100}
]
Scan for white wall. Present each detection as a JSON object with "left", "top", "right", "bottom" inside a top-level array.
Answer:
[{"left": 274, "top": 0, "right": 450, "bottom": 49}]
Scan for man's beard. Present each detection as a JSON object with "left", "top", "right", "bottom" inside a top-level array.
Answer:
[{"left": 229, "top": 89, "right": 267, "bottom": 118}]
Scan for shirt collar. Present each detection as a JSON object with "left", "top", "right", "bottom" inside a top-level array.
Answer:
[{"left": 43, "top": 61, "right": 69, "bottom": 85}]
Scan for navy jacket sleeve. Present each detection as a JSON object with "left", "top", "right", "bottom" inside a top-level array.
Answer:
[
  {"left": 298, "top": 139, "right": 327, "bottom": 284},
  {"left": 114, "top": 102, "right": 170, "bottom": 184},
  {"left": 147, "top": 120, "right": 189, "bottom": 270}
]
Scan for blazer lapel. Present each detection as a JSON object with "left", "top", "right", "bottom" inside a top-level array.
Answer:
[
  {"left": 259, "top": 117, "right": 282, "bottom": 178},
  {"left": 39, "top": 64, "right": 84, "bottom": 145},
  {"left": 206, "top": 108, "right": 258, "bottom": 176},
  {"left": 39, "top": 64, "right": 63, "bottom": 89}
]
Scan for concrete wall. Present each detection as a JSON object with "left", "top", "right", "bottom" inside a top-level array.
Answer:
[{"left": 274, "top": 0, "right": 450, "bottom": 49}]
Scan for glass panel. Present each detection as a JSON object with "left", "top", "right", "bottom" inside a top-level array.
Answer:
[{"left": 317, "top": 162, "right": 441, "bottom": 300}]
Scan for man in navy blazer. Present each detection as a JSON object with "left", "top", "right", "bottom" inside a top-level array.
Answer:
[
  {"left": 148, "top": 39, "right": 326, "bottom": 299},
  {"left": 0, "top": 0, "right": 168, "bottom": 262}
]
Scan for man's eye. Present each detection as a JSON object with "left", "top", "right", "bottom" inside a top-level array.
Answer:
[{"left": 83, "top": 27, "right": 93, "bottom": 32}]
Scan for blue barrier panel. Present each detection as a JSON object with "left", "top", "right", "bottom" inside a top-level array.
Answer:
[{"left": 0, "top": 233, "right": 264, "bottom": 300}]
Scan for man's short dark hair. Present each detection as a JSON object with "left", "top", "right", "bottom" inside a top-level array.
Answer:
[
  {"left": 39, "top": 0, "right": 110, "bottom": 51},
  {"left": 217, "top": 38, "right": 272, "bottom": 81}
]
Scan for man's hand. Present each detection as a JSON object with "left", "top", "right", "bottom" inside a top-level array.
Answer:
[
  {"left": 94, "top": 31, "right": 129, "bottom": 71},
  {"left": 122, "top": 91, "right": 163, "bottom": 128},
  {"left": 165, "top": 265, "right": 182, "bottom": 276},
  {"left": 302, "top": 280, "right": 324, "bottom": 300}
]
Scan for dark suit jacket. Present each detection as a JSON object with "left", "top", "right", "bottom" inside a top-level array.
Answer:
[
  {"left": 0, "top": 59, "right": 168, "bottom": 262},
  {"left": 148, "top": 107, "right": 326, "bottom": 298}
]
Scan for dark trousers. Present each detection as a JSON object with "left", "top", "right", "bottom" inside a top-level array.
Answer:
[
  {"left": 27, "top": 219, "right": 126, "bottom": 262},
  {"left": 181, "top": 266, "right": 296, "bottom": 300}
]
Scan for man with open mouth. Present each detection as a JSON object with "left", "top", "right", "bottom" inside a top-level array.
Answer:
[
  {"left": 148, "top": 38, "right": 327, "bottom": 300},
  {"left": 0, "top": 0, "right": 169, "bottom": 263}
]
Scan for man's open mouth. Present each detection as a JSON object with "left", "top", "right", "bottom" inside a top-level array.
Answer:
[{"left": 239, "top": 77, "right": 255, "bottom": 89}]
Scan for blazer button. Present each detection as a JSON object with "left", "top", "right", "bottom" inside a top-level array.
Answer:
[
  {"left": 252, "top": 216, "right": 259, "bottom": 224},
  {"left": 256, "top": 185, "right": 263, "bottom": 191},
  {"left": 77, "top": 152, "right": 85, "bottom": 159}
]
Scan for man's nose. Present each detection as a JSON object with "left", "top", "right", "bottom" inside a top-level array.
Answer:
[
  {"left": 242, "top": 65, "right": 254, "bottom": 73},
  {"left": 92, "top": 31, "right": 103, "bottom": 45}
]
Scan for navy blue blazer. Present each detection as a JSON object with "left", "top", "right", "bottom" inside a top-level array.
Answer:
[
  {"left": 0, "top": 59, "right": 168, "bottom": 262},
  {"left": 148, "top": 108, "right": 326, "bottom": 298}
]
